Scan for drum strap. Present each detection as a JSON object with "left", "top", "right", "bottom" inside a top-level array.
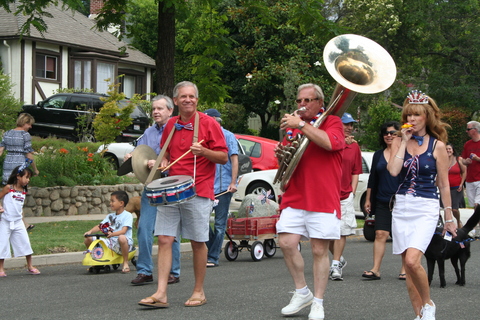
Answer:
[{"left": 145, "top": 112, "right": 200, "bottom": 185}]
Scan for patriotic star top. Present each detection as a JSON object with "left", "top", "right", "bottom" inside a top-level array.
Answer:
[
  {"left": 1, "top": 186, "right": 27, "bottom": 222},
  {"left": 397, "top": 137, "right": 438, "bottom": 199}
]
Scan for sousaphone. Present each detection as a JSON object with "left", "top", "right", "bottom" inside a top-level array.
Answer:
[{"left": 274, "top": 34, "right": 397, "bottom": 191}]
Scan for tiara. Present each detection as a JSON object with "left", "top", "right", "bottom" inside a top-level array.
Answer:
[{"left": 407, "top": 90, "right": 429, "bottom": 104}]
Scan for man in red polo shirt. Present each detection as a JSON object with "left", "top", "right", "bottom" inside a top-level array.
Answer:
[{"left": 139, "top": 81, "right": 228, "bottom": 309}]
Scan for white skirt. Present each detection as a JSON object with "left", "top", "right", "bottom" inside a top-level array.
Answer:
[{"left": 392, "top": 194, "right": 439, "bottom": 254}]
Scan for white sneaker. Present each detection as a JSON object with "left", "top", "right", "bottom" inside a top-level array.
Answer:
[
  {"left": 281, "top": 290, "right": 314, "bottom": 315},
  {"left": 421, "top": 301, "right": 436, "bottom": 320},
  {"left": 308, "top": 301, "right": 325, "bottom": 320},
  {"left": 330, "top": 266, "right": 343, "bottom": 281},
  {"left": 414, "top": 316, "right": 421, "bottom": 320},
  {"left": 339, "top": 256, "right": 347, "bottom": 270}
]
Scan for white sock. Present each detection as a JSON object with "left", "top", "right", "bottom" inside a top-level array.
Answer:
[
  {"left": 313, "top": 297, "right": 323, "bottom": 305},
  {"left": 296, "top": 286, "right": 309, "bottom": 295}
]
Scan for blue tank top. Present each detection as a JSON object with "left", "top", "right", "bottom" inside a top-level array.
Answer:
[{"left": 397, "top": 137, "right": 438, "bottom": 199}]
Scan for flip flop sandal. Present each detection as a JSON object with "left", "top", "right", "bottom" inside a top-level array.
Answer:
[
  {"left": 398, "top": 273, "right": 407, "bottom": 280},
  {"left": 28, "top": 268, "right": 41, "bottom": 275},
  {"left": 184, "top": 298, "right": 207, "bottom": 307},
  {"left": 27, "top": 225, "right": 35, "bottom": 231},
  {"left": 362, "top": 270, "right": 381, "bottom": 280},
  {"left": 138, "top": 296, "right": 169, "bottom": 308}
]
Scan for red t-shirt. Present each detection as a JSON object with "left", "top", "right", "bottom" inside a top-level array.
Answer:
[
  {"left": 340, "top": 142, "right": 363, "bottom": 200},
  {"left": 461, "top": 140, "right": 480, "bottom": 182},
  {"left": 161, "top": 112, "right": 228, "bottom": 199},
  {"left": 279, "top": 115, "right": 345, "bottom": 218},
  {"left": 448, "top": 160, "right": 462, "bottom": 188}
]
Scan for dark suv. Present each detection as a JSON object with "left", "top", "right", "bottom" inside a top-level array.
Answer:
[{"left": 21, "top": 93, "right": 150, "bottom": 142}]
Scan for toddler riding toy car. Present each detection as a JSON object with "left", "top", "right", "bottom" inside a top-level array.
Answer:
[{"left": 82, "top": 234, "right": 137, "bottom": 274}]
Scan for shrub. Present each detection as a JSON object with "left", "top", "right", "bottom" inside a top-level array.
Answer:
[{"left": 0, "top": 137, "right": 135, "bottom": 187}]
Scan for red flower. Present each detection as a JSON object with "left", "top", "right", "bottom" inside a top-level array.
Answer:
[
  {"left": 88, "top": 153, "right": 94, "bottom": 157},
  {"left": 59, "top": 148, "right": 69, "bottom": 154},
  {"left": 87, "top": 158, "right": 93, "bottom": 162}
]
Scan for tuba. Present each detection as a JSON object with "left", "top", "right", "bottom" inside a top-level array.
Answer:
[{"left": 274, "top": 34, "right": 397, "bottom": 191}]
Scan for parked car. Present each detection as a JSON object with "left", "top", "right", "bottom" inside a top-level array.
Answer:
[
  {"left": 22, "top": 92, "right": 150, "bottom": 142},
  {"left": 98, "top": 137, "right": 253, "bottom": 176},
  {"left": 234, "top": 134, "right": 279, "bottom": 171},
  {"left": 233, "top": 151, "right": 374, "bottom": 217}
]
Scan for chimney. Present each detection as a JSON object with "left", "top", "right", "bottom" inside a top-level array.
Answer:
[{"left": 90, "top": 0, "right": 104, "bottom": 16}]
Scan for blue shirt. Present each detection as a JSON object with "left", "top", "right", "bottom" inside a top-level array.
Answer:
[
  {"left": 136, "top": 123, "right": 166, "bottom": 155},
  {"left": 214, "top": 128, "right": 238, "bottom": 194},
  {"left": 101, "top": 210, "right": 133, "bottom": 243}
]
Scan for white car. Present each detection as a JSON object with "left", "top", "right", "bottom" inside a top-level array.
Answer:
[
  {"left": 233, "top": 151, "right": 374, "bottom": 217},
  {"left": 97, "top": 142, "right": 136, "bottom": 169}
]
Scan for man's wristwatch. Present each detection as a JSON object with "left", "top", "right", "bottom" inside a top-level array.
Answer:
[{"left": 298, "top": 121, "right": 306, "bottom": 129}]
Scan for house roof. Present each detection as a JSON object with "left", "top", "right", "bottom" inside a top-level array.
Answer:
[{"left": 0, "top": 2, "right": 156, "bottom": 68}]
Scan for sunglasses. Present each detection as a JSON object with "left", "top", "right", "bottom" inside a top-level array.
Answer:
[
  {"left": 295, "top": 98, "right": 319, "bottom": 104},
  {"left": 466, "top": 128, "right": 476, "bottom": 131},
  {"left": 383, "top": 131, "right": 397, "bottom": 136}
]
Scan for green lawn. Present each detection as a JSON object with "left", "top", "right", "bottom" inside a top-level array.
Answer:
[{"left": 25, "top": 218, "right": 366, "bottom": 255}]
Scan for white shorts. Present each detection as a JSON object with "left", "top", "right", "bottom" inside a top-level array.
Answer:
[
  {"left": 102, "top": 237, "right": 134, "bottom": 255},
  {"left": 0, "top": 218, "right": 34, "bottom": 259},
  {"left": 276, "top": 207, "right": 340, "bottom": 241},
  {"left": 466, "top": 181, "right": 480, "bottom": 207},
  {"left": 155, "top": 196, "right": 213, "bottom": 242},
  {"left": 340, "top": 193, "right": 357, "bottom": 236}
]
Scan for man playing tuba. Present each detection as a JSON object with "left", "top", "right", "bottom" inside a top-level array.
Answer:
[{"left": 277, "top": 83, "right": 345, "bottom": 320}]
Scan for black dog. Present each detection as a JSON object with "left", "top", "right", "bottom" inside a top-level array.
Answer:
[{"left": 424, "top": 206, "right": 480, "bottom": 288}]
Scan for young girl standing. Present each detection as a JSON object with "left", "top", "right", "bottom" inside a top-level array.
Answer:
[{"left": 0, "top": 164, "right": 40, "bottom": 277}]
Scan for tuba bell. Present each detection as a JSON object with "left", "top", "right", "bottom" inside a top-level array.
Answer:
[{"left": 274, "top": 34, "right": 397, "bottom": 191}]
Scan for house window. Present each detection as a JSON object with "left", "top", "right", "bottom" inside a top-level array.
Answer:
[
  {"left": 36, "top": 54, "right": 57, "bottom": 79},
  {"left": 97, "top": 62, "right": 115, "bottom": 94},
  {"left": 119, "top": 73, "right": 145, "bottom": 98},
  {"left": 74, "top": 60, "right": 92, "bottom": 89}
]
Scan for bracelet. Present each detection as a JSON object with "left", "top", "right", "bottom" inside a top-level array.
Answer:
[
  {"left": 445, "top": 219, "right": 455, "bottom": 223},
  {"left": 395, "top": 155, "right": 404, "bottom": 160},
  {"left": 444, "top": 206, "right": 452, "bottom": 210}
]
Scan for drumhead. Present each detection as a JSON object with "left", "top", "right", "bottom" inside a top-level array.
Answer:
[{"left": 146, "top": 175, "right": 193, "bottom": 189}]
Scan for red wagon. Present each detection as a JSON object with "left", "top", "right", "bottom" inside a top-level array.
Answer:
[{"left": 224, "top": 216, "right": 280, "bottom": 261}]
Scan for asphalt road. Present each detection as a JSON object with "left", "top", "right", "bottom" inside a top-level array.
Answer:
[{"left": 2, "top": 235, "right": 480, "bottom": 320}]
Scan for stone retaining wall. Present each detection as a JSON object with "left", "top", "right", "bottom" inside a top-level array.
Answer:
[{"left": 23, "top": 184, "right": 144, "bottom": 217}]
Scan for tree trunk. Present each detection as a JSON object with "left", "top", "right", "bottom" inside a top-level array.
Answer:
[{"left": 156, "top": 1, "right": 176, "bottom": 114}]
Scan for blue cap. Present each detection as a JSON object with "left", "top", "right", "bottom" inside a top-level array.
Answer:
[
  {"left": 204, "top": 109, "right": 222, "bottom": 118},
  {"left": 341, "top": 113, "right": 357, "bottom": 124}
]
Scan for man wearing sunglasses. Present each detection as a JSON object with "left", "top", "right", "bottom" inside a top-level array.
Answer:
[
  {"left": 277, "top": 83, "right": 345, "bottom": 320},
  {"left": 461, "top": 121, "right": 480, "bottom": 209}
]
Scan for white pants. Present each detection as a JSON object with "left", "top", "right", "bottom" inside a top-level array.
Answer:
[{"left": 0, "top": 218, "right": 33, "bottom": 259}]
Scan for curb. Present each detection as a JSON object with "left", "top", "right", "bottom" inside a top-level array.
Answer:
[
  {"left": 5, "top": 229, "right": 366, "bottom": 270},
  {"left": 4, "top": 243, "right": 193, "bottom": 270}
]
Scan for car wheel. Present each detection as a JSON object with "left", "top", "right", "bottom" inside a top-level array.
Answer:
[
  {"left": 246, "top": 181, "right": 275, "bottom": 199},
  {"left": 79, "top": 133, "right": 96, "bottom": 143},
  {"left": 104, "top": 154, "right": 119, "bottom": 170}
]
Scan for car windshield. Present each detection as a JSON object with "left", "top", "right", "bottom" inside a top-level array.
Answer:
[{"left": 118, "top": 100, "right": 147, "bottom": 117}]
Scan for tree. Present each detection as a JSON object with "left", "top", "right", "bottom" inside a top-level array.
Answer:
[
  {"left": 0, "top": 70, "right": 23, "bottom": 131},
  {"left": 221, "top": 0, "right": 343, "bottom": 138}
]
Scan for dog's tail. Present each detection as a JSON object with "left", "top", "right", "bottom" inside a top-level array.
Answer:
[{"left": 454, "top": 206, "right": 480, "bottom": 240}]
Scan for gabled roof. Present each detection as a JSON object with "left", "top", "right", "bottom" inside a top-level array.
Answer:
[{"left": 0, "top": 2, "right": 155, "bottom": 67}]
